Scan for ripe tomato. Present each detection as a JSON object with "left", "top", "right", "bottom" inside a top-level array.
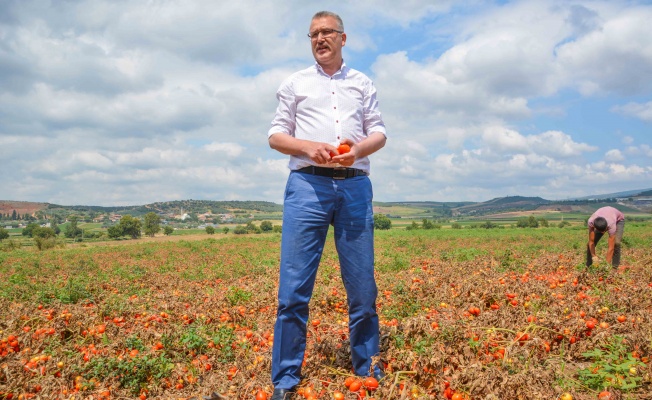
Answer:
[
  {"left": 559, "top": 393, "right": 573, "bottom": 400},
  {"left": 329, "top": 143, "right": 351, "bottom": 158},
  {"left": 337, "top": 143, "right": 350, "bottom": 154},
  {"left": 303, "top": 387, "right": 316, "bottom": 398},
  {"left": 348, "top": 379, "right": 363, "bottom": 392},
  {"left": 255, "top": 391, "right": 268, "bottom": 400},
  {"left": 363, "top": 376, "right": 379, "bottom": 390},
  {"left": 585, "top": 320, "right": 595, "bottom": 329},
  {"left": 344, "top": 376, "right": 356, "bottom": 388},
  {"left": 451, "top": 393, "right": 464, "bottom": 400},
  {"left": 333, "top": 391, "right": 345, "bottom": 400},
  {"left": 617, "top": 315, "right": 626, "bottom": 323},
  {"left": 597, "top": 391, "right": 612, "bottom": 400}
]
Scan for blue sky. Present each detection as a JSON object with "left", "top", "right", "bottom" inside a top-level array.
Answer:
[{"left": 1, "top": 0, "right": 651, "bottom": 206}]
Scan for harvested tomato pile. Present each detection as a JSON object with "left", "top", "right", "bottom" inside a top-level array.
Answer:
[{"left": 1, "top": 226, "right": 651, "bottom": 399}]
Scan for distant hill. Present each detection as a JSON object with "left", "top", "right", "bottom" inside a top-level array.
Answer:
[
  {"left": 2, "top": 187, "right": 650, "bottom": 221},
  {"left": 0, "top": 201, "right": 49, "bottom": 217},
  {"left": 0, "top": 200, "right": 283, "bottom": 219},
  {"left": 447, "top": 191, "right": 652, "bottom": 218},
  {"left": 453, "top": 196, "right": 549, "bottom": 216},
  {"left": 564, "top": 188, "right": 652, "bottom": 200}
]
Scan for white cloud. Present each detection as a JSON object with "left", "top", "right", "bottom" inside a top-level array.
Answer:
[
  {"left": 1, "top": 0, "right": 651, "bottom": 206},
  {"left": 626, "top": 145, "right": 652, "bottom": 158},
  {"left": 203, "top": 142, "right": 245, "bottom": 158},
  {"left": 555, "top": 5, "right": 652, "bottom": 96},
  {"left": 605, "top": 149, "right": 624, "bottom": 162},
  {"left": 481, "top": 128, "right": 596, "bottom": 157},
  {"left": 611, "top": 101, "right": 652, "bottom": 122}
]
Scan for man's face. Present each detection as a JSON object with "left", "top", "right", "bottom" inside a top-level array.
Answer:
[{"left": 309, "top": 16, "right": 346, "bottom": 69}]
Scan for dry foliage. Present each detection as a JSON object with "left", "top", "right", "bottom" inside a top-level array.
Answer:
[{"left": 1, "top": 226, "right": 651, "bottom": 399}]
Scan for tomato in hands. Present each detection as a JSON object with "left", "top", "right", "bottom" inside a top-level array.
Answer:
[
  {"left": 337, "top": 143, "right": 350, "bottom": 154},
  {"left": 329, "top": 143, "right": 351, "bottom": 157}
]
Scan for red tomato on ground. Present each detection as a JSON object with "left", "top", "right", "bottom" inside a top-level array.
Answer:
[{"left": 363, "top": 376, "right": 379, "bottom": 390}]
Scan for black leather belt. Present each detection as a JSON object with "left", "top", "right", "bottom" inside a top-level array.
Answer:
[{"left": 296, "top": 166, "right": 368, "bottom": 179}]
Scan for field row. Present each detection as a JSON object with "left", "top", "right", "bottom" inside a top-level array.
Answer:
[{"left": 1, "top": 225, "right": 651, "bottom": 399}]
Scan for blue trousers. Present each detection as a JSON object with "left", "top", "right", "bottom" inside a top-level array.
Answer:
[{"left": 271, "top": 171, "right": 380, "bottom": 389}]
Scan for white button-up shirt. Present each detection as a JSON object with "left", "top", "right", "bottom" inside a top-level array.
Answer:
[{"left": 268, "top": 62, "right": 386, "bottom": 174}]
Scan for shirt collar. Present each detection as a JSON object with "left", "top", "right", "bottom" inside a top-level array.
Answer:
[{"left": 315, "top": 60, "right": 348, "bottom": 77}]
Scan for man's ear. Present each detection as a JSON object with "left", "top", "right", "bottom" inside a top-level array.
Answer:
[{"left": 341, "top": 33, "right": 346, "bottom": 47}]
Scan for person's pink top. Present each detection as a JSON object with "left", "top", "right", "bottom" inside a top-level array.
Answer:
[{"left": 587, "top": 206, "right": 625, "bottom": 235}]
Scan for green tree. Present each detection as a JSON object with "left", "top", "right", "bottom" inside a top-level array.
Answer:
[
  {"left": 405, "top": 221, "right": 420, "bottom": 231},
  {"left": 233, "top": 225, "right": 247, "bottom": 234},
  {"left": 260, "top": 220, "right": 273, "bottom": 232},
  {"left": 480, "top": 221, "right": 498, "bottom": 229},
  {"left": 373, "top": 214, "right": 392, "bottom": 230},
  {"left": 205, "top": 226, "right": 215, "bottom": 234},
  {"left": 32, "top": 226, "right": 56, "bottom": 239},
  {"left": 50, "top": 220, "right": 60, "bottom": 235},
  {"left": 451, "top": 222, "right": 462, "bottom": 229},
  {"left": 222, "top": 227, "right": 230, "bottom": 234},
  {"left": 528, "top": 215, "right": 539, "bottom": 228},
  {"left": 119, "top": 215, "right": 142, "bottom": 239},
  {"left": 22, "top": 223, "right": 40, "bottom": 237},
  {"left": 516, "top": 217, "right": 529, "bottom": 228},
  {"left": 64, "top": 216, "right": 82, "bottom": 238},
  {"left": 107, "top": 225, "right": 123, "bottom": 239},
  {"left": 272, "top": 225, "right": 282, "bottom": 233},
  {"left": 163, "top": 226, "right": 174, "bottom": 236},
  {"left": 422, "top": 218, "right": 435, "bottom": 229},
  {"left": 143, "top": 212, "right": 161, "bottom": 237},
  {"left": 538, "top": 217, "right": 549, "bottom": 227},
  {"left": 245, "top": 221, "right": 261, "bottom": 234},
  {"left": 0, "top": 227, "right": 9, "bottom": 241}
]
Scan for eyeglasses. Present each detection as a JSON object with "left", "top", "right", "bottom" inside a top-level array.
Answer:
[{"left": 307, "top": 29, "right": 343, "bottom": 40}]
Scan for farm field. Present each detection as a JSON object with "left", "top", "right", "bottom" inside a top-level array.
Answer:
[{"left": 1, "top": 224, "right": 651, "bottom": 399}]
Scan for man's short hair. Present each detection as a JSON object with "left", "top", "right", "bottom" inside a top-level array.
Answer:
[
  {"left": 312, "top": 11, "right": 344, "bottom": 31},
  {"left": 593, "top": 217, "right": 608, "bottom": 232}
]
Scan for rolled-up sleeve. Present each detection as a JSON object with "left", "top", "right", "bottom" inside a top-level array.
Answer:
[
  {"left": 268, "top": 82, "right": 296, "bottom": 138},
  {"left": 363, "top": 81, "right": 386, "bottom": 137}
]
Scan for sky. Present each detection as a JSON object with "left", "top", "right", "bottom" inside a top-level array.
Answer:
[{"left": 1, "top": 0, "right": 651, "bottom": 206}]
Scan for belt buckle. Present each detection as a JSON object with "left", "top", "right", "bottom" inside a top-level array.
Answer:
[{"left": 332, "top": 167, "right": 347, "bottom": 180}]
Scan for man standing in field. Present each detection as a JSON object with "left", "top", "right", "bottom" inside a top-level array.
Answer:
[
  {"left": 586, "top": 206, "right": 625, "bottom": 269},
  {"left": 267, "top": 10, "right": 387, "bottom": 399}
]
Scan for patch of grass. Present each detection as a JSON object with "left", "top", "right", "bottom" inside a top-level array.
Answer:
[
  {"left": 226, "top": 286, "right": 252, "bottom": 306},
  {"left": 577, "top": 335, "right": 646, "bottom": 391},
  {"left": 211, "top": 325, "right": 237, "bottom": 363},
  {"left": 440, "top": 247, "right": 487, "bottom": 262},
  {"left": 125, "top": 335, "right": 146, "bottom": 351},
  {"left": 82, "top": 353, "right": 174, "bottom": 395},
  {"left": 180, "top": 327, "right": 208, "bottom": 353},
  {"left": 54, "top": 277, "right": 93, "bottom": 304}
]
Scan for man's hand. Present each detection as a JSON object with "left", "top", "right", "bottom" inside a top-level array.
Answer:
[
  {"left": 330, "top": 138, "right": 355, "bottom": 167},
  {"left": 303, "top": 141, "right": 338, "bottom": 165},
  {"left": 592, "top": 255, "right": 601, "bottom": 264}
]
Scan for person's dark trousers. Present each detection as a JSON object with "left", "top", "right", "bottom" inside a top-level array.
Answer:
[
  {"left": 586, "top": 220, "right": 625, "bottom": 268},
  {"left": 271, "top": 171, "right": 380, "bottom": 389}
]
